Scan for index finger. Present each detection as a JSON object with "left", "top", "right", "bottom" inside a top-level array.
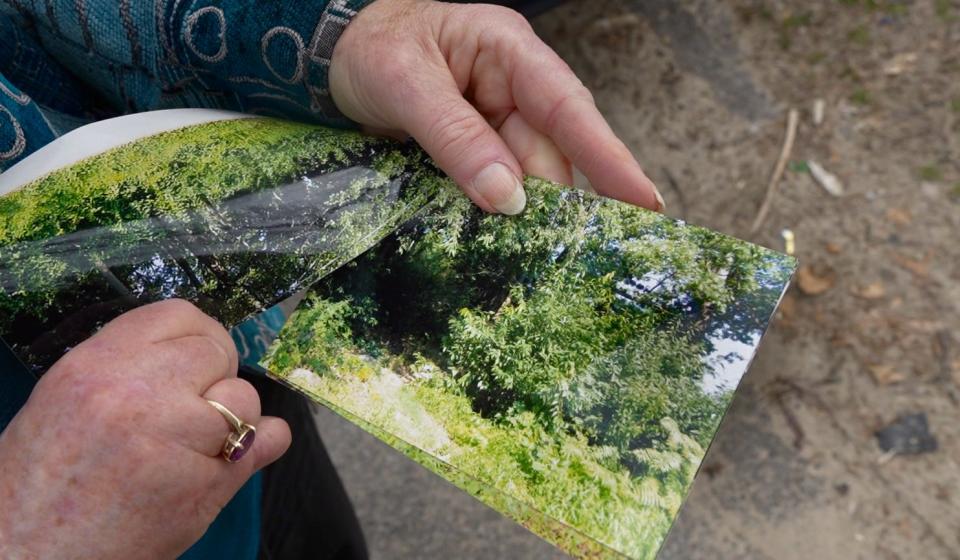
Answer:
[
  {"left": 509, "top": 40, "right": 663, "bottom": 211},
  {"left": 99, "top": 299, "right": 238, "bottom": 376}
]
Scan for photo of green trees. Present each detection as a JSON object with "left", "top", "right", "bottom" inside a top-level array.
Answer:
[
  {"left": 265, "top": 179, "right": 795, "bottom": 559},
  {"left": 0, "top": 115, "right": 444, "bottom": 372},
  {"left": 0, "top": 110, "right": 793, "bottom": 558}
]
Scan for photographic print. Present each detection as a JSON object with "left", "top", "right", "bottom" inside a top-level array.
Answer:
[
  {"left": 263, "top": 179, "right": 795, "bottom": 559},
  {"left": 0, "top": 111, "right": 441, "bottom": 372},
  {"left": 0, "top": 109, "right": 794, "bottom": 558}
]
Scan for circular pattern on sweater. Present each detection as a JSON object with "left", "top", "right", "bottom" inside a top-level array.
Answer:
[
  {"left": 184, "top": 6, "right": 228, "bottom": 63},
  {"left": 261, "top": 26, "right": 305, "bottom": 85},
  {"left": 0, "top": 106, "right": 26, "bottom": 161}
]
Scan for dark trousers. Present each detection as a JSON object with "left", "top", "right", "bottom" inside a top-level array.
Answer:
[{"left": 248, "top": 373, "right": 369, "bottom": 560}]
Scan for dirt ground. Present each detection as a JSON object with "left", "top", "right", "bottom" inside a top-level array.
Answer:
[
  {"left": 317, "top": 1, "right": 959, "bottom": 558},
  {"left": 530, "top": 0, "right": 959, "bottom": 558}
]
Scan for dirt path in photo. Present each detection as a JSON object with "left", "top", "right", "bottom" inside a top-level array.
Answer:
[{"left": 291, "top": 365, "right": 454, "bottom": 459}]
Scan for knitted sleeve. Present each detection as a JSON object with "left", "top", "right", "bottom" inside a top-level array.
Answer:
[{"left": 0, "top": 0, "right": 375, "bottom": 126}]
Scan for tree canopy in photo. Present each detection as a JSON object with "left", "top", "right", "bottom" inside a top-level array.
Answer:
[{"left": 268, "top": 177, "right": 794, "bottom": 559}]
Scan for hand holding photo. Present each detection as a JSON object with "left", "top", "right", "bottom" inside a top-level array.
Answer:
[{"left": 0, "top": 111, "right": 794, "bottom": 559}]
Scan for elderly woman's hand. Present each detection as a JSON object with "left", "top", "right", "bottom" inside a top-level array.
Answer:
[
  {"left": 0, "top": 300, "right": 291, "bottom": 559},
  {"left": 330, "top": 0, "right": 664, "bottom": 216}
]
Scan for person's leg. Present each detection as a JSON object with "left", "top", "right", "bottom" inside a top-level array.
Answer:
[{"left": 246, "top": 372, "right": 368, "bottom": 560}]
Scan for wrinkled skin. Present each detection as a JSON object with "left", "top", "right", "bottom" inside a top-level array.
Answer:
[
  {"left": 0, "top": 301, "right": 291, "bottom": 559},
  {"left": 330, "top": 0, "right": 664, "bottom": 215}
]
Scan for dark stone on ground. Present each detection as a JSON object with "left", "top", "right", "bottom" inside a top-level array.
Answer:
[{"left": 875, "top": 413, "right": 938, "bottom": 455}]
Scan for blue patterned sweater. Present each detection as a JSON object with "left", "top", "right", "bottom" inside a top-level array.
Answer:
[
  {"left": 0, "top": 0, "right": 373, "bottom": 171},
  {"left": 0, "top": 1, "right": 373, "bottom": 557}
]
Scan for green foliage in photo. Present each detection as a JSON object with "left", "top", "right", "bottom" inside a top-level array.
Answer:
[
  {"left": 0, "top": 118, "right": 446, "bottom": 369},
  {"left": 266, "top": 178, "right": 794, "bottom": 559}
]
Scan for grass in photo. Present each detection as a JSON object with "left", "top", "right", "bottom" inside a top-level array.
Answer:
[{"left": 265, "top": 180, "right": 795, "bottom": 559}]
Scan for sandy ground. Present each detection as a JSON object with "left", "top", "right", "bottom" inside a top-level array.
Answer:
[{"left": 315, "top": 1, "right": 960, "bottom": 558}]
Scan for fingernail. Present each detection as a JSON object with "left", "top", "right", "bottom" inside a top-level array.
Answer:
[
  {"left": 473, "top": 163, "right": 526, "bottom": 215},
  {"left": 653, "top": 186, "right": 666, "bottom": 212}
]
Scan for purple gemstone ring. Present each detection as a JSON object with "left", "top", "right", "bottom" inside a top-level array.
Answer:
[{"left": 206, "top": 399, "right": 257, "bottom": 463}]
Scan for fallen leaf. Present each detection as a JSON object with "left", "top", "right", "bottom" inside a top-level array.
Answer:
[
  {"left": 893, "top": 254, "right": 931, "bottom": 278},
  {"left": 905, "top": 319, "right": 943, "bottom": 333},
  {"left": 808, "top": 161, "right": 845, "bottom": 196},
  {"left": 813, "top": 98, "right": 826, "bottom": 126},
  {"left": 882, "top": 52, "right": 918, "bottom": 76},
  {"left": 813, "top": 305, "right": 828, "bottom": 325},
  {"left": 856, "top": 282, "right": 886, "bottom": 300},
  {"left": 897, "top": 518, "right": 914, "bottom": 539},
  {"left": 869, "top": 364, "right": 906, "bottom": 385},
  {"left": 886, "top": 207, "right": 912, "bottom": 226},
  {"left": 831, "top": 333, "right": 853, "bottom": 347},
  {"left": 778, "top": 293, "right": 797, "bottom": 320},
  {"left": 796, "top": 264, "right": 835, "bottom": 296},
  {"left": 781, "top": 229, "right": 796, "bottom": 256},
  {"left": 825, "top": 242, "right": 843, "bottom": 254}
]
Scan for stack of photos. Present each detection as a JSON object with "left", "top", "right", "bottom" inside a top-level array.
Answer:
[{"left": 0, "top": 111, "right": 794, "bottom": 559}]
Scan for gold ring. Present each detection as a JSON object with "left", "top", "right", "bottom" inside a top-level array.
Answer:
[{"left": 206, "top": 399, "right": 257, "bottom": 463}]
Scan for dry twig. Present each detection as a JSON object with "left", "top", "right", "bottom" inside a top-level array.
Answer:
[{"left": 750, "top": 108, "right": 800, "bottom": 234}]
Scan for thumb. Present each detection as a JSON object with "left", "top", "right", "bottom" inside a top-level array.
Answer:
[
  {"left": 247, "top": 416, "right": 291, "bottom": 472},
  {"left": 215, "top": 416, "right": 291, "bottom": 509},
  {"left": 398, "top": 81, "right": 526, "bottom": 215}
]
